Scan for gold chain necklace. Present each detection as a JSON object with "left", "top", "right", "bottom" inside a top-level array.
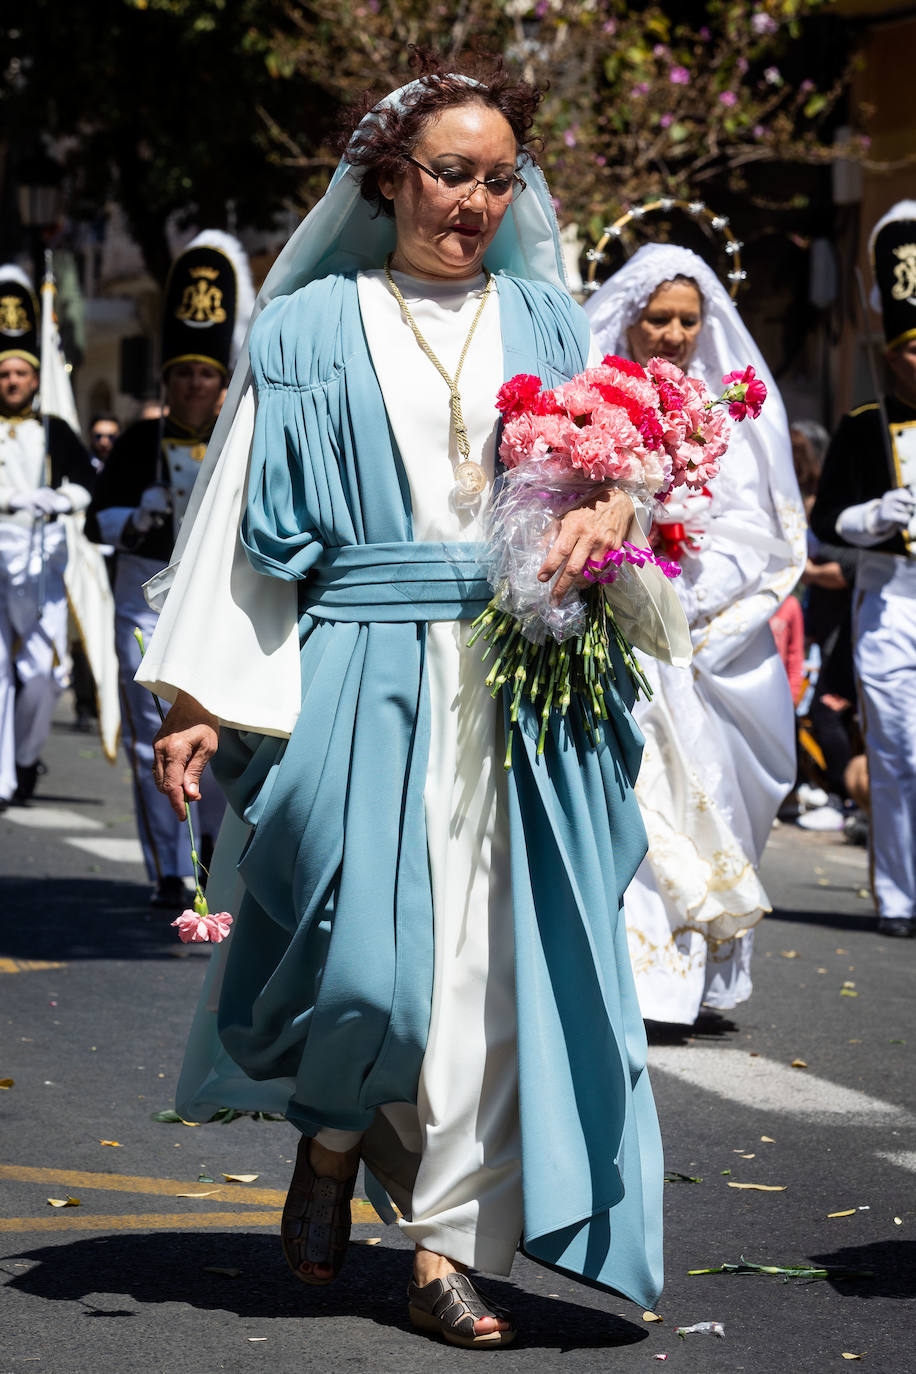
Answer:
[{"left": 384, "top": 255, "right": 493, "bottom": 501}]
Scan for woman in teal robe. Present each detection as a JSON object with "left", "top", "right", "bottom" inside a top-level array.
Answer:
[{"left": 146, "top": 64, "right": 669, "bottom": 1347}]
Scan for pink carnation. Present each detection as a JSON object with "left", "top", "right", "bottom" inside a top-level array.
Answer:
[
  {"left": 553, "top": 378, "right": 605, "bottom": 419},
  {"left": 655, "top": 379, "right": 686, "bottom": 413},
  {"left": 499, "top": 412, "right": 553, "bottom": 467},
  {"left": 646, "top": 357, "right": 688, "bottom": 387},
  {"left": 721, "top": 365, "right": 767, "bottom": 420},
  {"left": 172, "top": 909, "right": 234, "bottom": 944}
]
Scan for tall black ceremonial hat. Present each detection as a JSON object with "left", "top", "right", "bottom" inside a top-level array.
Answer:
[
  {"left": 869, "top": 200, "right": 916, "bottom": 351},
  {"left": 161, "top": 241, "right": 238, "bottom": 376},
  {"left": 0, "top": 265, "right": 39, "bottom": 370}
]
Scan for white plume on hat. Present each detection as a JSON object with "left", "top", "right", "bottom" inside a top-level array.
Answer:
[
  {"left": 867, "top": 199, "right": 916, "bottom": 310},
  {"left": 182, "top": 230, "right": 256, "bottom": 366},
  {"left": 0, "top": 262, "right": 35, "bottom": 292}
]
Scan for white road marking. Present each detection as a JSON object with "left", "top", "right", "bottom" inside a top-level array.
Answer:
[
  {"left": 2, "top": 807, "right": 104, "bottom": 832},
  {"left": 649, "top": 1046, "right": 912, "bottom": 1126},
  {"left": 875, "top": 1150, "right": 916, "bottom": 1174},
  {"left": 66, "top": 836, "right": 145, "bottom": 865}
]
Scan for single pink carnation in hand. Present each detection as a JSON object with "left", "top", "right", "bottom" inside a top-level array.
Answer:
[
  {"left": 496, "top": 373, "right": 543, "bottom": 418},
  {"left": 172, "top": 909, "right": 234, "bottom": 944},
  {"left": 721, "top": 365, "right": 767, "bottom": 420}
]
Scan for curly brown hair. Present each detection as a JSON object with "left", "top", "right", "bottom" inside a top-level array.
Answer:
[{"left": 336, "top": 49, "right": 543, "bottom": 219}]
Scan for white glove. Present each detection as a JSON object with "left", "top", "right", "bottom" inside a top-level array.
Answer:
[
  {"left": 8, "top": 487, "right": 70, "bottom": 516},
  {"left": 873, "top": 487, "right": 916, "bottom": 533},
  {"left": 131, "top": 484, "right": 173, "bottom": 533}
]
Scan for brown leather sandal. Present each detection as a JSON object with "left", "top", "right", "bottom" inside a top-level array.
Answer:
[
  {"left": 280, "top": 1136, "right": 358, "bottom": 1286},
  {"left": 407, "top": 1272, "right": 517, "bottom": 1349}
]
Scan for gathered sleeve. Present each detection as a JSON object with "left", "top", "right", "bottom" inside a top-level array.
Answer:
[{"left": 241, "top": 292, "right": 338, "bottom": 583}]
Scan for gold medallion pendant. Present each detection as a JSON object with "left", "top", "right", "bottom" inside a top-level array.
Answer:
[{"left": 455, "top": 460, "right": 487, "bottom": 496}]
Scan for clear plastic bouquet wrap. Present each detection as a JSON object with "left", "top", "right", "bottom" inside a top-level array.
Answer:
[{"left": 470, "top": 356, "right": 767, "bottom": 762}]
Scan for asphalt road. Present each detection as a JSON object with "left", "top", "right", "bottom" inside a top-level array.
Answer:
[{"left": 1, "top": 705, "right": 913, "bottom": 1374}]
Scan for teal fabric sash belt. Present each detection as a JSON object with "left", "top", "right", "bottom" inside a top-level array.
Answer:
[{"left": 305, "top": 541, "right": 491, "bottom": 623}]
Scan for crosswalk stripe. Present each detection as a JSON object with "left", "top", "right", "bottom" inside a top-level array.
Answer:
[
  {"left": 66, "top": 835, "right": 145, "bottom": 864},
  {"left": 2, "top": 807, "right": 104, "bottom": 831},
  {"left": 648, "top": 1046, "right": 912, "bottom": 1125},
  {"left": 874, "top": 1150, "right": 916, "bottom": 1174}
]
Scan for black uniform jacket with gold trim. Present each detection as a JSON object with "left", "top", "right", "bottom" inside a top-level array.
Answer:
[
  {"left": 85, "top": 416, "right": 213, "bottom": 562},
  {"left": 810, "top": 395, "right": 916, "bottom": 557}
]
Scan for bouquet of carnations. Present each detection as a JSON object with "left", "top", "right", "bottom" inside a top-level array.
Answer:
[{"left": 469, "top": 357, "right": 766, "bottom": 762}]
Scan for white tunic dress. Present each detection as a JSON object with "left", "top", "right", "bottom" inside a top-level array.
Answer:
[{"left": 313, "top": 269, "right": 523, "bottom": 1272}]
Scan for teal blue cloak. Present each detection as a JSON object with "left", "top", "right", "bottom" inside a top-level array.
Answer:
[{"left": 188, "top": 270, "right": 663, "bottom": 1309}]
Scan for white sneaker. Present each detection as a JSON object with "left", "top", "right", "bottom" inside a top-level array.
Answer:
[
  {"left": 796, "top": 783, "right": 829, "bottom": 811},
  {"left": 797, "top": 803, "right": 845, "bottom": 832}
]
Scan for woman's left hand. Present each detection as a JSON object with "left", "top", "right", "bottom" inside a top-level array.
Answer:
[{"left": 538, "top": 488, "right": 635, "bottom": 602}]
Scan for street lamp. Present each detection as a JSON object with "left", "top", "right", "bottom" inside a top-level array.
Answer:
[{"left": 16, "top": 150, "right": 65, "bottom": 284}]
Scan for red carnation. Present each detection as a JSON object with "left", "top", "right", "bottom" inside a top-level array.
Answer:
[
  {"left": 656, "top": 380, "right": 686, "bottom": 413},
  {"left": 602, "top": 354, "right": 648, "bottom": 380},
  {"left": 496, "top": 373, "right": 544, "bottom": 417}
]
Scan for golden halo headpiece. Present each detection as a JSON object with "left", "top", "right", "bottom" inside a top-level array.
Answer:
[{"left": 583, "top": 198, "right": 746, "bottom": 299}]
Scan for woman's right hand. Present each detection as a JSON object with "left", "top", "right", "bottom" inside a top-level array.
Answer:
[{"left": 152, "top": 690, "right": 220, "bottom": 819}]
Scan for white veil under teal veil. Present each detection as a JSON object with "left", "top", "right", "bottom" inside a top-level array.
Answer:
[{"left": 137, "top": 77, "right": 570, "bottom": 735}]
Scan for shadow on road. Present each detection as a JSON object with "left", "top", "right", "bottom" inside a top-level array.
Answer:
[
  {"left": 0, "top": 876, "right": 205, "bottom": 963},
  {"left": 761, "top": 904, "right": 874, "bottom": 935},
  {"left": 645, "top": 1010, "right": 741, "bottom": 1048},
  {"left": 810, "top": 1239, "right": 916, "bottom": 1300},
  {"left": 3, "top": 1231, "right": 649, "bottom": 1350}
]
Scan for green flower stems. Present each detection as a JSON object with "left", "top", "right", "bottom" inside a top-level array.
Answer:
[{"left": 468, "top": 585, "right": 652, "bottom": 768}]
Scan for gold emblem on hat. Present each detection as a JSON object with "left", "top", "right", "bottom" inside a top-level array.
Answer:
[
  {"left": 892, "top": 244, "right": 916, "bottom": 303},
  {"left": 0, "top": 296, "right": 29, "bottom": 334},
  {"left": 176, "top": 267, "right": 227, "bottom": 326}
]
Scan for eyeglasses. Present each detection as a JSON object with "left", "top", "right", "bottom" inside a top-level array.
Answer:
[{"left": 402, "top": 156, "right": 527, "bottom": 203}]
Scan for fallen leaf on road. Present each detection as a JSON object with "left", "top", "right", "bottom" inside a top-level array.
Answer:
[
  {"left": 760, "top": 1136, "right": 775, "bottom": 1143},
  {"left": 740, "top": 1153, "right": 756, "bottom": 1159},
  {"left": 841, "top": 990, "right": 859, "bottom": 998},
  {"left": 642, "top": 1311, "right": 663, "bottom": 1322},
  {"left": 202, "top": 1266, "right": 241, "bottom": 1277},
  {"left": 817, "top": 878, "right": 830, "bottom": 887},
  {"left": 721, "top": 1170, "right": 732, "bottom": 1176},
  {"left": 835, "top": 948, "right": 848, "bottom": 954},
  {"left": 247, "top": 1338, "right": 267, "bottom": 1343},
  {"left": 654, "top": 1355, "right": 668, "bottom": 1361},
  {"left": 791, "top": 1059, "right": 808, "bottom": 1069},
  {"left": 99, "top": 1140, "right": 122, "bottom": 1147},
  {"left": 0, "top": 1078, "right": 13, "bottom": 1089},
  {"left": 780, "top": 950, "right": 800, "bottom": 959},
  {"left": 817, "top": 967, "right": 827, "bottom": 974},
  {"left": 664, "top": 1171, "right": 703, "bottom": 1183},
  {"left": 177, "top": 1191, "right": 219, "bottom": 1198},
  {"left": 894, "top": 1217, "right": 903, "bottom": 1225},
  {"left": 727, "top": 1183, "right": 787, "bottom": 1191},
  {"left": 843, "top": 980, "right": 856, "bottom": 988},
  {"left": 47, "top": 1197, "right": 80, "bottom": 1208},
  {"left": 827, "top": 1210, "right": 856, "bottom": 1218},
  {"left": 222, "top": 1173, "right": 259, "bottom": 1183},
  {"left": 841, "top": 1355, "right": 864, "bottom": 1361}
]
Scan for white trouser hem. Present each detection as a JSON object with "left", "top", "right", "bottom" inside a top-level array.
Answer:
[{"left": 398, "top": 1217, "right": 519, "bottom": 1276}]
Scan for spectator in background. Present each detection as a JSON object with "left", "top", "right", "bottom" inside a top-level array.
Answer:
[
  {"left": 87, "top": 413, "right": 120, "bottom": 473},
  {"left": 787, "top": 419, "right": 859, "bottom": 833}
]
